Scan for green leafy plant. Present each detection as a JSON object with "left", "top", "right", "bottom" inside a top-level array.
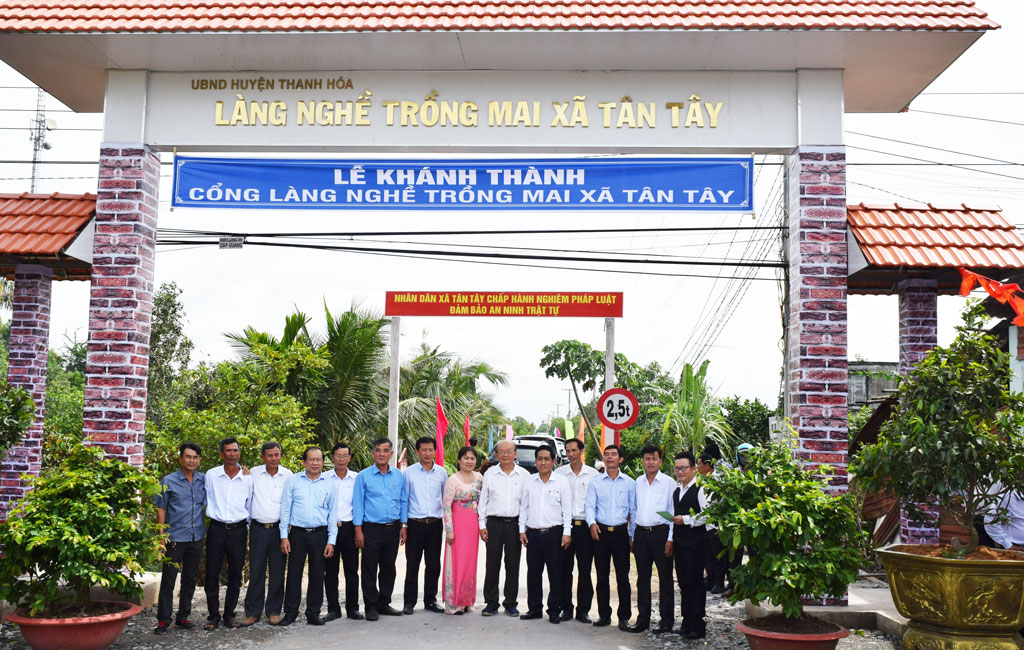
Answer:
[
  {"left": 851, "top": 301, "right": 1024, "bottom": 554},
  {"left": 0, "top": 381, "right": 35, "bottom": 455},
  {"left": 702, "top": 440, "right": 866, "bottom": 618},
  {"left": 0, "top": 441, "right": 164, "bottom": 617}
]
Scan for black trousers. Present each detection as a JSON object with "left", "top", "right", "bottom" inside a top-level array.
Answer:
[
  {"left": 157, "top": 539, "right": 203, "bottom": 624},
  {"left": 593, "top": 524, "right": 631, "bottom": 622},
  {"left": 361, "top": 522, "right": 401, "bottom": 610},
  {"left": 244, "top": 524, "right": 286, "bottom": 618},
  {"left": 705, "top": 528, "right": 727, "bottom": 589},
  {"left": 559, "top": 521, "right": 594, "bottom": 616},
  {"left": 633, "top": 525, "right": 674, "bottom": 625},
  {"left": 325, "top": 522, "right": 360, "bottom": 613},
  {"left": 404, "top": 518, "right": 443, "bottom": 607},
  {"left": 205, "top": 522, "right": 246, "bottom": 622},
  {"left": 525, "top": 528, "right": 563, "bottom": 616},
  {"left": 284, "top": 526, "right": 328, "bottom": 619},
  {"left": 483, "top": 517, "right": 522, "bottom": 609},
  {"left": 674, "top": 530, "right": 708, "bottom": 635}
]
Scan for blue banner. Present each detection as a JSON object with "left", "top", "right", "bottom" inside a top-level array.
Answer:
[{"left": 172, "top": 156, "right": 752, "bottom": 211}]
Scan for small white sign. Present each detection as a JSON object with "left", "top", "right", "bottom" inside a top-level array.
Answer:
[{"left": 218, "top": 236, "right": 245, "bottom": 249}]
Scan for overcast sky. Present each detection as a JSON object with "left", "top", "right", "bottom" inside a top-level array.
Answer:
[{"left": 1, "top": 0, "right": 1021, "bottom": 426}]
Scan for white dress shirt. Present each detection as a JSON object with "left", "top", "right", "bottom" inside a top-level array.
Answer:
[
  {"left": 205, "top": 465, "right": 253, "bottom": 524},
  {"left": 519, "top": 472, "right": 572, "bottom": 535},
  {"left": 676, "top": 475, "right": 709, "bottom": 528},
  {"left": 249, "top": 464, "right": 293, "bottom": 524},
  {"left": 326, "top": 469, "right": 357, "bottom": 523},
  {"left": 555, "top": 463, "right": 599, "bottom": 521},
  {"left": 478, "top": 463, "right": 530, "bottom": 530},
  {"left": 985, "top": 488, "right": 1024, "bottom": 549},
  {"left": 634, "top": 471, "right": 677, "bottom": 540}
]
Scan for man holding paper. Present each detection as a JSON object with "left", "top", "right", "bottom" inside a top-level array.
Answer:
[{"left": 628, "top": 445, "right": 676, "bottom": 634}]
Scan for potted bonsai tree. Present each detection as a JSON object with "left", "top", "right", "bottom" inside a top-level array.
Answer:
[
  {"left": 0, "top": 439, "right": 164, "bottom": 650},
  {"left": 702, "top": 439, "right": 866, "bottom": 650},
  {"left": 852, "top": 302, "right": 1024, "bottom": 649}
]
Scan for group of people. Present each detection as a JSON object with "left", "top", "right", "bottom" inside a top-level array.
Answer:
[{"left": 154, "top": 435, "right": 726, "bottom": 640}]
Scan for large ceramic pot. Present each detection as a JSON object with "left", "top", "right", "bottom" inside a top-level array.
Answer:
[
  {"left": 735, "top": 619, "right": 850, "bottom": 650},
  {"left": 5, "top": 601, "right": 141, "bottom": 650},
  {"left": 878, "top": 544, "right": 1024, "bottom": 650}
]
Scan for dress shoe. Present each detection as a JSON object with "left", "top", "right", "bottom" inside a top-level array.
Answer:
[
  {"left": 239, "top": 616, "right": 260, "bottom": 627},
  {"left": 324, "top": 610, "right": 341, "bottom": 622},
  {"left": 222, "top": 617, "right": 240, "bottom": 629},
  {"left": 346, "top": 611, "right": 364, "bottom": 621},
  {"left": 268, "top": 614, "right": 283, "bottom": 625},
  {"left": 653, "top": 622, "right": 674, "bottom": 634},
  {"left": 722, "top": 588, "right": 735, "bottom": 598},
  {"left": 617, "top": 620, "right": 631, "bottom": 631},
  {"left": 548, "top": 613, "right": 561, "bottom": 624},
  {"left": 402, "top": 605, "right": 415, "bottom": 615},
  {"left": 277, "top": 614, "right": 298, "bottom": 627},
  {"left": 710, "top": 584, "right": 726, "bottom": 595},
  {"left": 592, "top": 617, "right": 611, "bottom": 627},
  {"left": 481, "top": 605, "right": 499, "bottom": 617},
  {"left": 379, "top": 605, "right": 403, "bottom": 616},
  {"left": 365, "top": 608, "right": 379, "bottom": 621},
  {"left": 558, "top": 611, "right": 572, "bottom": 621},
  {"left": 505, "top": 606, "right": 520, "bottom": 617},
  {"left": 626, "top": 621, "right": 649, "bottom": 633},
  {"left": 424, "top": 603, "right": 444, "bottom": 614},
  {"left": 306, "top": 617, "right": 326, "bottom": 626},
  {"left": 519, "top": 611, "right": 543, "bottom": 620},
  {"left": 683, "top": 630, "right": 706, "bottom": 639},
  {"left": 575, "top": 614, "right": 592, "bottom": 624}
]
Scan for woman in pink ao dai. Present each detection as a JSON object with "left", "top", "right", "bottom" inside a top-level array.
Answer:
[{"left": 442, "top": 446, "right": 483, "bottom": 614}]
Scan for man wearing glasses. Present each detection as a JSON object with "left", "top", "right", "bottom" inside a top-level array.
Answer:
[{"left": 671, "top": 451, "right": 708, "bottom": 639}]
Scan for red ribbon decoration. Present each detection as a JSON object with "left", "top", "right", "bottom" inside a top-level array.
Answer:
[{"left": 959, "top": 267, "right": 1024, "bottom": 326}]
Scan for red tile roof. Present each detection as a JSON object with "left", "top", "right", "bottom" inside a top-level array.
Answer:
[
  {"left": 848, "top": 202, "right": 1024, "bottom": 270},
  {"left": 0, "top": 192, "right": 94, "bottom": 280},
  {"left": 0, "top": 1, "right": 999, "bottom": 33}
]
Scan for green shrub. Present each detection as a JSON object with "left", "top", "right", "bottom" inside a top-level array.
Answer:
[
  {"left": 0, "top": 382, "right": 34, "bottom": 455},
  {"left": 0, "top": 441, "right": 164, "bottom": 617}
]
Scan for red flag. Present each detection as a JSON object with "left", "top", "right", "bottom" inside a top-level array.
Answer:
[
  {"left": 959, "top": 267, "right": 1024, "bottom": 326},
  {"left": 435, "top": 398, "right": 448, "bottom": 465},
  {"left": 959, "top": 268, "right": 979, "bottom": 297},
  {"left": 463, "top": 413, "right": 471, "bottom": 446}
]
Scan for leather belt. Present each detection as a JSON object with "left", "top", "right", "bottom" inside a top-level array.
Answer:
[
  {"left": 210, "top": 519, "right": 247, "bottom": 530},
  {"left": 487, "top": 516, "right": 519, "bottom": 524},
  {"left": 255, "top": 521, "right": 279, "bottom": 529},
  {"left": 572, "top": 519, "right": 586, "bottom": 526},
  {"left": 527, "top": 526, "right": 560, "bottom": 534},
  {"left": 364, "top": 521, "right": 401, "bottom": 527},
  {"left": 293, "top": 525, "right": 327, "bottom": 534},
  {"left": 408, "top": 517, "right": 440, "bottom": 524},
  {"left": 635, "top": 524, "right": 669, "bottom": 533},
  {"left": 337, "top": 520, "right": 354, "bottom": 527},
  {"left": 597, "top": 523, "right": 625, "bottom": 532}
]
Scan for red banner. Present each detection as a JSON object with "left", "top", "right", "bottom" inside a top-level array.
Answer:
[{"left": 385, "top": 291, "right": 623, "bottom": 318}]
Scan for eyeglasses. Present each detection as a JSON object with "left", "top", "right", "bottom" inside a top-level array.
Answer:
[{"left": 674, "top": 465, "right": 693, "bottom": 472}]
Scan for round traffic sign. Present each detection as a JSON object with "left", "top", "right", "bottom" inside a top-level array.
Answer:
[{"left": 596, "top": 387, "right": 640, "bottom": 430}]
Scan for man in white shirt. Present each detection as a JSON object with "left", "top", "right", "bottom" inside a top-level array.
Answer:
[
  {"left": 324, "top": 442, "right": 362, "bottom": 621},
  {"left": 984, "top": 486, "right": 1024, "bottom": 550},
  {"left": 629, "top": 445, "right": 676, "bottom": 634},
  {"left": 203, "top": 437, "right": 253, "bottom": 630},
  {"left": 478, "top": 439, "right": 530, "bottom": 617},
  {"left": 403, "top": 436, "right": 448, "bottom": 615},
  {"left": 518, "top": 445, "right": 572, "bottom": 624},
  {"left": 554, "top": 437, "right": 598, "bottom": 623},
  {"left": 242, "top": 442, "right": 293, "bottom": 626},
  {"left": 672, "top": 451, "right": 709, "bottom": 639}
]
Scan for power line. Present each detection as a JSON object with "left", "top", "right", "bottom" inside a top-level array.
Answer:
[
  {"left": 919, "top": 92, "right": 1024, "bottom": 95},
  {"left": 847, "top": 131, "right": 1024, "bottom": 166},
  {"left": 908, "top": 108, "right": 1024, "bottom": 128},
  {"left": 847, "top": 145, "right": 1024, "bottom": 183},
  {"left": 157, "top": 225, "right": 783, "bottom": 238}
]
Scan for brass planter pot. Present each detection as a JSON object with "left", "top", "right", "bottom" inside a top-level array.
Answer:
[{"left": 878, "top": 544, "right": 1024, "bottom": 650}]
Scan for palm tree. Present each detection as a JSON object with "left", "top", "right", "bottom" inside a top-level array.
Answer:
[{"left": 653, "top": 360, "right": 736, "bottom": 456}]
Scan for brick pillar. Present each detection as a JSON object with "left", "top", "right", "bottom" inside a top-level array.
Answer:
[
  {"left": 897, "top": 278, "right": 941, "bottom": 544},
  {"left": 83, "top": 144, "right": 159, "bottom": 466},
  {"left": 786, "top": 146, "right": 848, "bottom": 493},
  {"left": 0, "top": 265, "right": 53, "bottom": 520}
]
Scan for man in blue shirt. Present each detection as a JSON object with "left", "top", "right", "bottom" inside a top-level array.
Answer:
[
  {"left": 353, "top": 437, "right": 409, "bottom": 621},
  {"left": 402, "top": 436, "right": 447, "bottom": 615},
  {"left": 153, "top": 442, "right": 206, "bottom": 635},
  {"left": 585, "top": 444, "right": 637, "bottom": 631},
  {"left": 278, "top": 446, "right": 336, "bottom": 627}
]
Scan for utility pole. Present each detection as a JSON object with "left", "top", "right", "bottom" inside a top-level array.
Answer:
[{"left": 29, "top": 88, "right": 53, "bottom": 193}]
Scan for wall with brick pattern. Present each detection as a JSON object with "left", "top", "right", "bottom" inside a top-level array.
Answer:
[
  {"left": 786, "top": 146, "right": 849, "bottom": 494},
  {"left": 0, "top": 265, "right": 53, "bottom": 520},
  {"left": 82, "top": 144, "right": 160, "bottom": 466}
]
